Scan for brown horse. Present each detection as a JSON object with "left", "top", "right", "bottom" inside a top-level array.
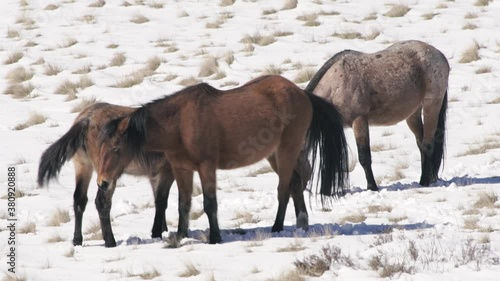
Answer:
[
  {"left": 305, "top": 40, "right": 449, "bottom": 191},
  {"left": 38, "top": 103, "right": 175, "bottom": 247},
  {"left": 97, "top": 75, "right": 349, "bottom": 244}
]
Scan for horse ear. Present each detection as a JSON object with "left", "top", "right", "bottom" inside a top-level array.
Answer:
[{"left": 117, "top": 117, "right": 131, "bottom": 135}]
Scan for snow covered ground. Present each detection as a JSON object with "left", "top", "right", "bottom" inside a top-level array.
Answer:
[{"left": 1, "top": 0, "right": 500, "bottom": 280}]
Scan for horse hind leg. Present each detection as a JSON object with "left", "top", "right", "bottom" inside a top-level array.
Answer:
[
  {"left": 95, "top": 180, "right": 117, "bottom": 247},
  {"left": 269, "top": 149, "right": 310, "bottom": 231},
  {"left": 198, "top": 162, "right": 221, "bottom": 244},
  {"left": 406, "top": 107, "right": 427, "bottom": 184},
  {"left": 72, "top": 155, "right": 92, "bottom": 246},
  {"left": 352, "top": 117, "right": 378, "bottom": 191},
  {"left": 419, "top": 94, "right": 447, "bottom": 186},
  {"left": 149, "top": 164, "right": 175, "bottom": 239},
  {"left": 171, "top": 167, "right": 193, "bottom": 240}
]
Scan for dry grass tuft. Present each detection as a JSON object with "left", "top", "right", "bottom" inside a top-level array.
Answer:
[
  {"left": 463, "top": 217, "right": 480, "bottom": 230},
  {"left": 45, "top": 4, "right": 59, "bottom": 10},
  {"left": 295, "top": 244, "right": 354, "bottom": 277},
  {"left": 367, "top": 205, "right": 392, "bottom": 213},
  {"left": 363, "top": 12, "right": 377, "bottom": 21},
  {"left": 422, "top": 13, "right": 438, "bottom": 20},
  {"left": 18, "top": 221, "right": 36, "bottom": 234},
  {"left": 475, "top": 0, "right": 492, "bottom": 6},
  {"left": 262, "top": 64, "right": 282, "bottom": 75},
  {"left": 268, "top": 269, "right": 305, "bottom": 281},
  {"left": 14, "top": 112, "right": 47, "bottom": 130},
  {"left": 80, "top": 14, "right": 97, "bottom": 24},
  {"left": 464, "top": 12, "right": 478, "bottom": 19},
  {"left": 106, "top": 43, "right": 119, "bottom": 49},
  {"left": 340, "top": 213, "right": 367, "bottom": 224},
  {"left": 219, "top": 0, "right": 235, "bottom": 7},
  {"left": 384, "top": 5, "right": 410, "bottom": 17},
  {"left": 6, "top": 66, "right": 34, "bottom": 83},
  {"left": 4, "top": 83, "right": 34, "bottom": 99},
  {"left": 109, "top": 52, "right": 126, "bottom": 67},
  {"left": 178, "top": 262, "right": 200, "bottom": 277},
  {"left": 282, "top": 0, "right": 298, "bottom": 10},
  {"left": 64, "top": 246, "right": 75, "bottom": 258},
  {"left": 89, "top": 0, "right": 106, "bottom": 7},
  {"left": 7, "top": 28, "right": 20, "bottom": 38},
  {"left": 294, "top": 68, "right": 315, "bottom": 84},
  {"left": 131, "top": 14, "right": 149, "bottom": 24},
  {"left": 475, "top": 66, "right": 491, "bottom": 74},
  {"left": 47, "top": 233, "right": 65, "bottom": 243},
  {"left": 365, "top": 30, "right": 381, "bottom": 40},
  {"left": 459, "top": 42, "right": 480, "bottom": 63},
  {"left": 199, "top": 56, "right": 219, "bottom": 77},
  {"left": 60, "top": 38, "right": 78, "bottom": 48},
  {"left": 54, "top": 80, "right": 78, "bottom": 96},
  {"left": 47, "top": 208, "right": 71, "bottom": 226},
  {"left": 71, "top": 97, "right": 97, "bottom": 113},
  {"left": 113, "top": 68, "right": 151, "bottom": 88},
  {"left": 332, "top": 31, "right": 363, "bottom": 40},
  {"left": 178, "top": 76, "right": 201, "bottom": 87},
  {"left": 463, "top": 22, "right": 478, "bottom": 30},
  {"left": 474, "top": 191, "right": 498, "bottom": 208},
  {"left": 456, "top": 141, "right": 500, "bottom": 157},
  {"left": 277, "top": 239, "right": 305, "bottom": 252},
  {"left": 273, "top": 30, "right": 293, "bottom": 37},
  {"left": 146, "top": 56, "right": 162, "bottom": 72},
  {"left": 223, "top": 51, "right": 234, "bottom": 65},
  {"left": 240, "top": 32, "right": 276, "bottom": 46},
  {"left": 4, "top": 51, "right": 24, "bottom": 64},
  {"left": 73, "top": 64, "right": 92, "bottom": 74},
  {"left": 78, "top": 75, "right": 94, "bottom": 89},
  {"left": 44, "top": 63, "right": 62, "bottom": 76},
  {"left": 263, "top": 8, "right": 277, "bottom": 15}
]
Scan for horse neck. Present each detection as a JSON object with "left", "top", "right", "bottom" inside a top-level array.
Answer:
[{"left": 141, "top": 101, "right": 179, "bottom": 152}]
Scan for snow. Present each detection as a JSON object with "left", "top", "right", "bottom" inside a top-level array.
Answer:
[{"left": 1, "top": 0, "right": 500, "bottom": 280}]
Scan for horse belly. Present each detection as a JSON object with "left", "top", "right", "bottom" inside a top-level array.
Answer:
[
  {"left": 368, "top": 95, "right": 421, "bottom": 126},
  {"left": 217, "top": 125, "right": 282, "bottom": 169}
]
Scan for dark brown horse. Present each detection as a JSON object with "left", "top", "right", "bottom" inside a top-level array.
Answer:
[
  {"left": 306, "top": 40, "right": 449, "bottom": 191},
  {"left": 38, "top": 103, "right": 174, "bottom": 247},
  {"left": 97, "top": 75, "right": 349, "bottom": 244}
]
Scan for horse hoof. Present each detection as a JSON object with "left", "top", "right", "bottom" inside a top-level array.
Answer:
[
  {"left": 73, "top": 237, "right": 83, "bottom": 246},
  {"left": 271, "top": 225, "right": 283, "bottom": 233},
  {"left": 368, "top": 185, "right": 379, "bottom": 191},
  {"left": 209, "top": 236, "right": 221, "bottom": 244},
  {"left": 151, "top": 232, "right": 162, "bottom": 239},
  {"left": 296, "top": 212, "right": 309, "bottom": 230},
  {"left": 104, "top": 239, "right": 117, "bottom": 248}
]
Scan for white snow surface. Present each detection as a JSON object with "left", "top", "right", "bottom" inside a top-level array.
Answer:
[{"left": 1, "top": 0, "right": 500, "bottom": 280}]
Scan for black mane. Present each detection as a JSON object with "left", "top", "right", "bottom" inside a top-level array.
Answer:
[{"left": 305, "top": 50, "right": 354, "bottom": 93}]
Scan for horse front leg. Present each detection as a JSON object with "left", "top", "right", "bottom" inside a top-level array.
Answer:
[
  {"left": 198, "top": 162, "right": 221, "bottom": 244},
  {"left": 172, "top": 167, "right": 193, "bottom": 240},
  {"left": 72, "top": 159, "right": 92, "bottom": 246},
  {"left": 95, "top": 181, "right": 117, "bottom": 247},
  {"left": 352, "top": 117, "right": 378, "bottom": 191},
  {"left": 150, "top": 164, "right": 175, "bottom": 238}
]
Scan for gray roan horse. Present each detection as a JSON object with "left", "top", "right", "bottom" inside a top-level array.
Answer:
[{"left": 305, "top": 40, "right": 449, "bottom": 191}]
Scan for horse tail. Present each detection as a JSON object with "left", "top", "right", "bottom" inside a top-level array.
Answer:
[
  {"left": 305, "top": 50, "right": 353, "bottom": 93},
  {"left": 431, "top": 90, "right": 447, "bottom": 180},
  {"left": 305, "top": 91, "right": 349, "bottom": 204},
  {"left": 37, "top": 119, "right": 89, "bottom": 186}
]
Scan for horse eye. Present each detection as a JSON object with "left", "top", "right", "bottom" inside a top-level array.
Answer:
[{"left": 112, "top": 146, "right": 120, "bottom": 152}]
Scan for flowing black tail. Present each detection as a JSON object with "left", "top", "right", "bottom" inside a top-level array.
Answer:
[
  {"left": 430, "top": 90, "right": 447, "bottom": 181},
  {"left": 305, "top": 92, "right": 349, "bottom": 204},
  {"left": 37, "top": 120, "right": 89, "bottom": 186}
]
